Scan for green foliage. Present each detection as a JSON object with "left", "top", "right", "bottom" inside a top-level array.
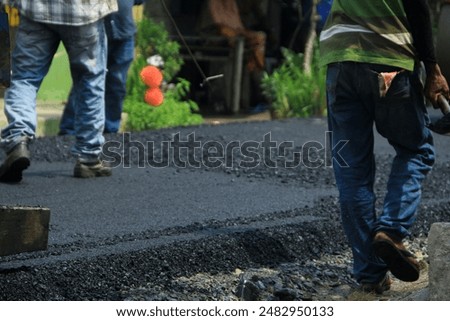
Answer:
[
  {"left": 134, "top": 18, "right": 183, "bottom": 82},
  {"left": 125, "top": 17, "right": 203, "bottom": 131},
  {"left": 124, "top": 79, "right": 203, "bottom": 131},
  {"left": 261, "top": 47, "right": 326, "bottom": 119}
]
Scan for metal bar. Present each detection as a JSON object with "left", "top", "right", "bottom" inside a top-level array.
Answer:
[{"left": 231, "top": 37, "right": 244, "bottom": 114}]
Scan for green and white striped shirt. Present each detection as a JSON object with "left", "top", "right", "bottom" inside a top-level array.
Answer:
[{"left": 319, "top": 0, "right": 416, "bottom": 71}]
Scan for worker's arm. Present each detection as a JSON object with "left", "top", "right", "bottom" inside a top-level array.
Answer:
[
  {"left": 402, "top": 0, "right": 435, "bottom": 65},
  {"left": 402, "top": 0, "right": 449, "bottom": 104}
]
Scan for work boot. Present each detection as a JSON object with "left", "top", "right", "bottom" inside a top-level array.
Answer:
[
  {"left": 73, "top": 159, "right": 112, "bottom": 178},
  {"left": 372, "top": 231, "right": 420, "bottom": 282},
  {"left": 360, "top": 274, "right": 392, "bottom": 295},
  {"left": 0, "top": 141, "right": 30, "bottom": 183}
]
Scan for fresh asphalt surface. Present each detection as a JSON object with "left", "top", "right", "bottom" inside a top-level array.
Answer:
[
  {"left": 0, "top": 111, "right": 449, "bottom": 299},
  {"left": 1, "top": 118, "right": 338, "bottom": 266}
]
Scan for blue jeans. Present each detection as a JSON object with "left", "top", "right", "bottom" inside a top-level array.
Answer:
[
  {"left": 326, "top": 62, "right": 435, "bottom": 284},
  {"left": 60, "top": 37, "right": 134, "bottom": 134},
  {"left": 1, "top": 16, "right": 106, "bottom": 160}
]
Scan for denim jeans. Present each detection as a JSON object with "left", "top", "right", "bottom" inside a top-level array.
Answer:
[
  {"left": 60, "top": 37, "right": 134, "bottom": 134},
  {"left": 326, "top": 62, "right": 435, "bottom": 284},
  {"left": 1, "top": 16, "right": 106, "bottom": 161}
]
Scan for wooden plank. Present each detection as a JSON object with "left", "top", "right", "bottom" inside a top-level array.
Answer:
[{"left": 0, "top": 206, "right": 50, "bottom": 256}]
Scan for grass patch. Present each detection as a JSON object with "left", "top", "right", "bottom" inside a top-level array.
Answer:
[
  {"left": 0, "top": 117, "right": 61, "bottom": 137},
  {"left": 38, "top": 118, "right": 61, "bottom": 137},
  {"left": 37, "top": 44, "right": 71, "bottom": 103}
]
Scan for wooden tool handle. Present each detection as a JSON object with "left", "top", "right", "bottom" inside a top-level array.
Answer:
[{"left": 438, "top": 95, "right": 450, "bottom": 115}]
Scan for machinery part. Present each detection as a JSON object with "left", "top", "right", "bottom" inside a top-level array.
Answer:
[{"left": 437, "top": 3, "right": 450, "bottom": 83}]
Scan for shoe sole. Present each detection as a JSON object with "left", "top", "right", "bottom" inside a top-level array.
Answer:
[
  {"left": 361, "top": 281, "right": 391, "bottom": 295},
  {"left": 74, "top": 171, "right": 112, "bottom": 178},
  {"left": 74, "top": 167, "right": 112, "bottom": 178},
  {"left": 373, "top": 240, "right": 419, "bottom": 282},
  {"left": 0, "top": 157, "right": 30, "bottom": 183}
]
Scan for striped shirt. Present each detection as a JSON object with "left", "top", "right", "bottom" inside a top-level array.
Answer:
[
  {"left": 319, "top": 0, "right": 416, "bottom": 71},
  {"left": 7, "top": 0, "right": 118, "bottom": 26}
]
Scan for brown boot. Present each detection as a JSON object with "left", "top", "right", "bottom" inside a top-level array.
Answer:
[
  {"left": 73, "top": 159, "right": 112, "bottom": 178},
  {"left": 360, "top": 274, "right": 392, "bottom": 294},
  {"left": 372, "top": 231, "right": 420, "bottom": 282},
  {"left": 0, "top": 141, "right": 30, "bottom": 183}
]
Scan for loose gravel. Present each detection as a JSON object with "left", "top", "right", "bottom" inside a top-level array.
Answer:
[{"left": 1, "top": 120, "right": 449, "bottom": 301}]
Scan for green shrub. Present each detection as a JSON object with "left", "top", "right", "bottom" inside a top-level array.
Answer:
[
  {"left": 124, "top": 17, "right": 203, "bottom": 131},
  {"left": 124, "top": 78, "right": 203, "bottom": 131},
  {"left": 261, "top": 47, "right": 326, "bottom": 119},
  {"left": 133, "top": 18, "right": 183, "bottom": 82}
]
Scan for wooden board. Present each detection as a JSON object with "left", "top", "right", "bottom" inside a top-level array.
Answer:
[
  {"left": 0, "top": 206, "right": 50, "bottom": 256},
  {"left": 0, "top": 8, "right": 10, "bottom": 88},
  {"left": 437, "top": 4, "right": 450, "bottom": 83}
]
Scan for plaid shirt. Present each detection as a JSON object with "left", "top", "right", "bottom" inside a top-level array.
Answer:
[{"left": 4, "top": 0, "right": 118, "bottom": 26}]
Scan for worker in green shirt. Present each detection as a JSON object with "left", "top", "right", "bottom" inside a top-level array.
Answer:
[{"left": 320, "top": 0, "right": 449, "bottom": 294}]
